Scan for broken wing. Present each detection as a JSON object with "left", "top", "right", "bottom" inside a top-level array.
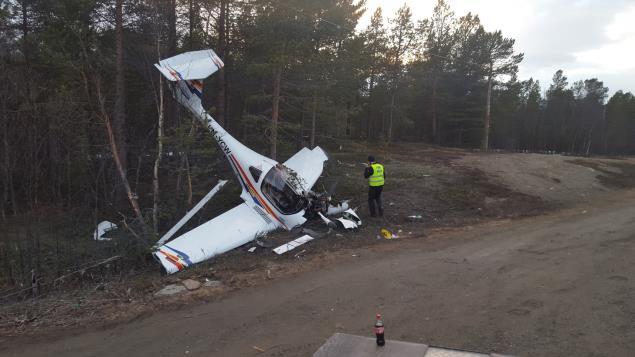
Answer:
[
  {"left": 154, "top": 203, "right": 279, "bottom": 274},
  {"left": 283, "top": 146, "right": 328, "bottom": 191}
]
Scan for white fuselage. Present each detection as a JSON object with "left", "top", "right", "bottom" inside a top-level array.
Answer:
[{"left": 172, "top": 80, "right": 308, "bottom": 230}]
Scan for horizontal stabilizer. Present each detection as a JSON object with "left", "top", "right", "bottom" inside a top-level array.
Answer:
[{"left": 155, "top": 49, "right": 224, "bottom": 81}]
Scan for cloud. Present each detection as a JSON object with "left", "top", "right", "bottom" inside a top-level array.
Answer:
[
  {"left": 514, "top": 1, "right": 629, "bottom": 66},
  {"left": 360, "top": 0, "right": 635, "bottom": 94}
]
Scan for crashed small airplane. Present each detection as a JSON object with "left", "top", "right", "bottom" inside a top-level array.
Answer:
[{"left": 153, "top": 49, "right": 359, "bottom": 274}]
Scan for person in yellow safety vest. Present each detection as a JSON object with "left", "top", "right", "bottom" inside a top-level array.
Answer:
[{"left": 364, "top": 155, "right": 385, "bottom": 217}]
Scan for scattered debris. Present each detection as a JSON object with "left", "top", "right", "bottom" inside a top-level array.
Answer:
[
  {"left": 247, "top": 247, "right": 257, "bottom": 253},
  {"left": 342, "top": 209, "right": 362, "bottom": 226},
  {"left": 273, "top": 235, "right": 315, "bottom": 254},
  {"left": 327, "top": 201, "right": 350, "bottom": 215},
  {"left": 93, "top": 221, "right": 117, "bottom": 241},
  {"left": 182, "top": 279, "right": 201, "bottom": 291},
  {"left": 155, "top": 284, "right": 187, "bottom": 296},
  {"left": 408, "top": 215, "right": 423, "bottom": 220},
  {"left": 319, "top": 208, "right": 362, "bottom": 231},
  {"left": 327, "top": 208, "right": 363, "bottom": 229},
  {"left": 380, "top": 228, "right": 399, "bottom": 240},
  {"left": 336, "top": 218, "right": 358, "bottom": 229},
  {"left": 318, "top": 212, "right": 336, "bottom": 228},
  {"left": 252, "top": 346, "right": 266, "bottom": 353}
]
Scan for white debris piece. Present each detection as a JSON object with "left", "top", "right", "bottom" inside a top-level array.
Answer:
[
  {"left": 342, "top": 209, "right": 362, "bottom": 226},
  {"left": 318, "top": 212, "right": 334, "bottom": 225},
  {"left": 93, "top": 221, "right": 117, "bottom": 241},
  {"left": 326, "top": 201, "right": 350, "bottom": 216},
  {"left": 273, "top": 235, "right": 314, "bottom": 255},
  {"left": 248, "top": 246, "right": 257, "bottom": 253},
  {"left": 335, "top": 218, "right": 358, "bottom": 229}
]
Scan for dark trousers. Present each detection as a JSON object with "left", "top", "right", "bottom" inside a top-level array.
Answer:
[{"left": 368, "top": 186, "right": 384, "bottom": 217}]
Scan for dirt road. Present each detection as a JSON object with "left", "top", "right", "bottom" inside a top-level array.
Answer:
[{"left": 3, "top": 190, "right": 635, "bottom": 357}]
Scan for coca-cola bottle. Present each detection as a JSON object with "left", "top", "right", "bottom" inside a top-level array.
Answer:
[{"left": 374, "top": 313, "right": 385, "bottom": 346}]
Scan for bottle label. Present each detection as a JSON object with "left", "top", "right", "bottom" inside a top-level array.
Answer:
[{"left": 375, "top": 326, "right": 384, "bottom": 334}]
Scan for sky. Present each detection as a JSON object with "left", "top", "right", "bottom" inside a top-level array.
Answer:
[{"left": 359, "top": 0, "right": 635, "bottom": 96}]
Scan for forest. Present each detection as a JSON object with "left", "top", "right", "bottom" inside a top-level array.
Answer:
[{"left": 1, "top": 0, "right": 634, "bottom": 289}]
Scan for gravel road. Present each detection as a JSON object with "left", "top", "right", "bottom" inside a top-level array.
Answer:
[{"left": 3, "top": 190, "right": 635, "bottom": 357}]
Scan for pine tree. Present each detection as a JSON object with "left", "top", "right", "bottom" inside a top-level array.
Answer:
[{"left": 478, "top": 29, "right": 523, "bottom": 150}]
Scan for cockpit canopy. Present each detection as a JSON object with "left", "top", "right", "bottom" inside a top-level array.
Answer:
[{"left": 261, "top": 165, "right": 306, "bottom": 215}]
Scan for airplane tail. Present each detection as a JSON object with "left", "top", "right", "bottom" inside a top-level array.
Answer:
[{"left": 155, "top": 49, "right": 224, "bottom": 115}]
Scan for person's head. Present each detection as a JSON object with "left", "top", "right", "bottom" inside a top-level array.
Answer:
[{"left": 367, "top": 155, "right": 375, "bottom": 163}]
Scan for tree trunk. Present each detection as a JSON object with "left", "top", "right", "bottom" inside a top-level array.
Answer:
[
  {"left": 482, "top": 73, "right": 493, "bottom": 151},
  {"left": 114, "top": 0, "right": 127, "bottom": 172},
  {"left": 185, "top": 155, "right": 193, "bottom": 207},
  {"left": 431, "top": 73, "right": 439, "bottom": 143},
  {"left": 601, "top": 106, "right": 608, "bottom": 154},
  {"left": 167, "top": 0, "right": 177, "bottom": 55},
  {"left": 215, "top": 0, "right": 227, "bottom": 126},
  {"left": 95, "top": 79, "right": 148, "bottom": 232},
  {"left": 176, "top": 123, "right": 196, "bottom": 204},
  {"left": 270, "top": 66, "right": 281, "bottom": 160},
  {"left": 188, "top": 0, "right": 195, "bottom": 48},
  {"left": 585, "top": 128, "right": 593, "bottom": 156},
  {"left": 387, "top": 92, "right": 395, "bottom": 144},
  {"left": 20, "top": 0, "right": 29, "bottom": 65},
  {"left": 298, "top": 98, "right": 305, "bottom": 150},
  {"left": 152, "top": 48, "right": 165, "bottom": 235},
  {"left": 166, "top": 0, "right": 178, "bottom": 127},
  {"left": 346, "top": 101, "right": 351, "bottom": 137},
  {"left": 366, "top": 73, "right": 375, "bottom": 139},
  {"left": 1, "top": 109, "right": 9, "bottom": 219},
  {"left": 310, "top": 88, "right": 317, "bottom": 148}
]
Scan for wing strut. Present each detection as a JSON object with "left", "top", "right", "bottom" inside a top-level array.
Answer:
[{"left": 155, "top": 180, "right": 228, "bottom": 247}]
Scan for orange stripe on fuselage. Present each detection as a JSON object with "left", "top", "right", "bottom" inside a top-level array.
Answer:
[
  {"left": 229, "top": 155, "right": 287, "bottom": 229},
  {"left": 190, "top": 80, "right": 203, "bottom": 91},
  {"left": 159, "top": 250, "right": 185, "bottom": 271}
]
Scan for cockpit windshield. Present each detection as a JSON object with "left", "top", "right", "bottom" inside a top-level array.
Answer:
[{"left": 261, "top": 165, "right": 305, "bottom": 215}]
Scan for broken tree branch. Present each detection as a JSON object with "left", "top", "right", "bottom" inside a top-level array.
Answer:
[
  {"left": 94, "top": 77, "right": 149, "bottom": 233},
  {"left": 53, "top": 255, "right": 122, "bottom": 286}
]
